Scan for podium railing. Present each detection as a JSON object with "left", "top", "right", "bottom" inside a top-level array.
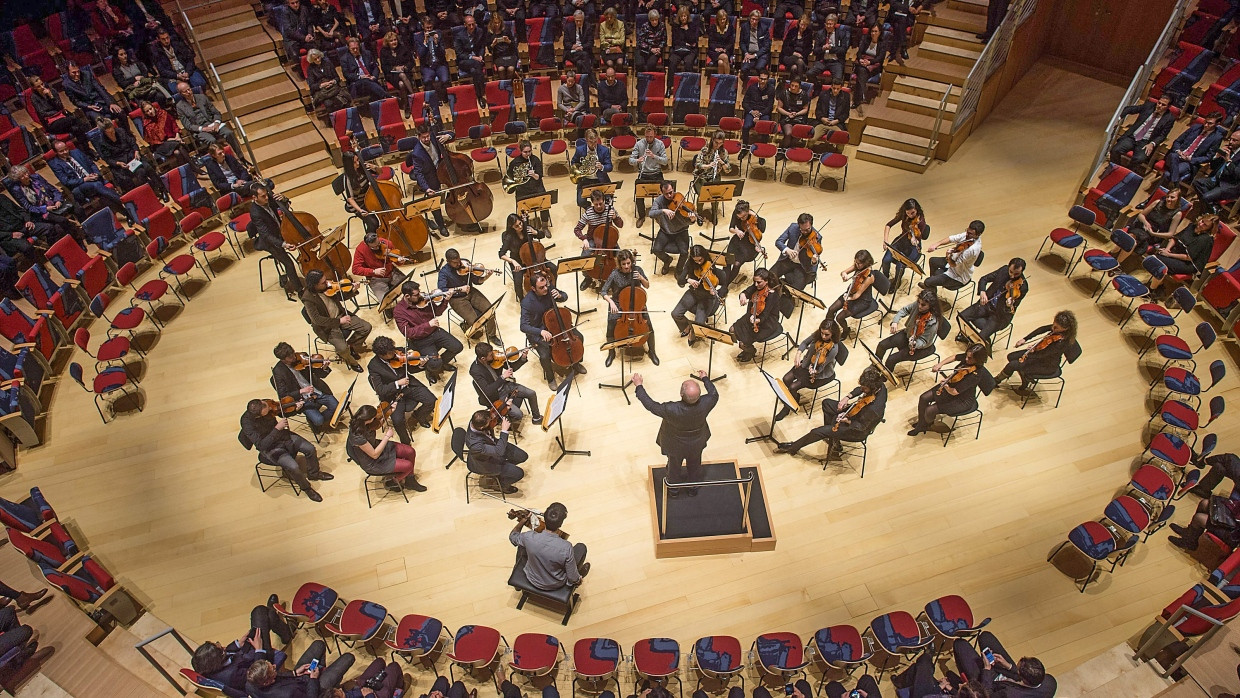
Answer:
[{"left": 661, "top": 472, "right": 754, "bottom": 536}]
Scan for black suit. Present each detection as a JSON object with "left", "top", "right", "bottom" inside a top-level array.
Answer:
[
  {"left": 1163, "top": 123, "right": 1224, "bottom": 185},
  {"left": 563, "top": 21, "right": 595, "bottom": 72},
  {"left": 367, "top": 356, "right": 435, "bottom": 445},
  {"left": 245, "top": 640, "right": 354, "bottom": 698},
  {"left": 1195, "top": 144, "right": 1240, "bottom": 203},
  {"left": 1110, "top": 103, "right": 1174, "bottom": 168},
  {"left": 201, "top": 602, "right": 291, "bottom": 697},
  {"left": 958, "top": 266, "right": 1027, "bottom": 342},
  {"left": 205, "top": 153, "right": 253, "bottom": 194},
  {"left": 636, "top": 378, "right": 719, "bottom": 487},
  {"left": 340, "top": 48, "right": 388, "bottom": 103},
  {"left": 248, "top": 200, "right": 303, "bottom": 292},
  {"left": 469, "top": 357, "right": 541, "bottom": 422},
  {"left": 786, "top": 384, "right": 887, "bottom": 454},
  {"left": 453, "top": 26, "right": 488, "bottom": 95},
  {"left": 955, "top": 632, "right": 1056, "bottom": 698}
]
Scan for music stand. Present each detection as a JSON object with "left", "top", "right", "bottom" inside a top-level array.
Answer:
[
  {"left": 599, "top": 332, "right": 649, "bottom": 404},
  {"left": 542, "top": 375, "right": 591, "bottom": 469},
  {"left": 580, "top": 181, "right": 622, "bottom": 208},
  {"left": 431, "top": 368, "right": 457, "bottom": 434},
  {"left": 783, "top": 284, "right": 825, "bottom": 346},
  {"left": 463, "top": 291, "right": 505, "bottom": 344},
  {"left": 329, "top": 377, "right": 358, "bottom": 429},
  {"left": 406, "top": 193, "right": 446, "bottom": 267},
  {"left": 696, "top": 180, "right": 743, "bottom": 245},
  {"left": 883, "top": 243, "right": 926, "bottom": 296},
  {"left": 516, "top": 191, "right": 557, "bottom": 220},
  {"left": 555, "top": 255, "right": 598, "bottom": 317},
  {"left": 959, "top": 315, "right": 986, "bottom": 347},
  {"left": 635, "top": 181, "right": 667, "bottom": 246},
  {"left": 745, "top": 369, "right": 800, "bottom": 444},
  {"left": 688, "top": 321, "right": 734, "bottom": 383},
  {"left": 378, "top": 283, "right": 404, "bottom": 319},
  {"left": 858, "top": 340, "right": 899, "bottom": 386}
]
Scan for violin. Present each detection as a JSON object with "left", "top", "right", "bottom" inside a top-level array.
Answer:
[
  {"left": 360, "top": 161, "right": 429, "bottom": 255},
  {"left": 613, "top": 258, "right": 650, "bottom": 347},
  {"left": 488, "top": 345, "right": 535, "bottom": 369},
  {"left": 543, "top": 300, "right": 585, "bottom": 368},
  {"left": 262, "top": 397, "right": 301, "bottom": 416},
  {"left": 507, "top": 507, "right": 570, "bottom": 540},
  {"left": 797, "top": 225, "right": 830, "bottom": 274},
  {"left": 423, "top": 104, "right": 494, "bottom": 227},
  {"left": 387, "top": 350, "right": 430, "bottom": 369},
  {"left": 324, "top": 278, "right": 355, "bottom": 297},
  {"left": 667, "top": 191, "right": 701, "bottom": 222},
  {"left": 750, "top": 286, "right": 772, "bottom": 334},
  {"left": 586, "top": 198, "right": 621, "bottom": 283},
  {"left": 292, "top": 352, "right": 339, "bottom": 371},
  {"left": 742, "top": 210, "right": 763, "bottom": 247},
  {"left": 460, "top": 258, "right": 502, "bottom": 279},
  {"left": 415, "top": 287, "right": 463, "bottom": 307},
  {"left": 691, "top": 259, "right": 720, "bottom": 295}
]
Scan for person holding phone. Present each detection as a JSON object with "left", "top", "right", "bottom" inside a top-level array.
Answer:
[
  {"left": 190, "top": 594, "right": 293, "bottom": 696},
  {"left": 244, "top": 638, "right": 355, "bottom": 698},
  {"left": 953, "top": 631, "right": 1056, "bottom": 698},
  {"left": 892, "top": 645, "right": 962, "bottom": 697}
]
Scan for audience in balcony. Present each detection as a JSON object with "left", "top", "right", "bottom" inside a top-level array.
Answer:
[
  {"left": 61, "top": 63, "right": 130, "bottom": 133},
  {"left": 957, "top": 631, "right": 1057, "bottom": 698},
  {"left": 596, "top": 67, "right": 628, "bottom": 125},
  {"left": 341, "top": 36, "right": 390, "bottom": 105},
  {"left": 739, "top": 10, "right": 773, "bottom": 79},
  {"left": 151, "top": 28, "right": 208, "bottom": 92},
  {"left": 417, "top": 17, "right": 451, "bottom": 103},
  {"left": 559, "top": 72, "right": 589, "bottom": 128},
  {"left": 7, "top": 166, "right": 84, "bottom": 244},
  {"left": 310, "top": 0, "right": 350, "bottom": 51},
  {"left": 305, "top": 49, "right": 352, "bottom": 115},
  {"left": 600, "top": 7, "right": 627, "bottom": 69},
  {"left": 707, "top": 8, "right": 735, "bottom": 75},
  {"left": 669, "top": 6, "right": 701, "bottom": 76},
  {"left": 1194, "top": 130, "right": 1240, "bottom": 205},
  {"left": 191, "top": 595, "right": 292, "bottom": 697},
  {"left": 175, "top": 82, "right": 242, "bottom": 156},
  {"left": 810, "top": 13, "right": 850, "bottom": 84},
  {"left": 111, "top": 45, "right": 171, "bottom": 106},
  {"left": 27, "top": 77, "right": 99, "bottom": 160},
  {"left": 488, "top": 15, "right": 520, "bottom": 82},
  {"left": 1160, "top": 112, "right": 1224, "bottom": 190},
  {"left": 380, "top": 30, "right": 419, "bottom": 113},
  {"left": 812, "top": 78, "right": 851, "bottom": 141},
  {"left": 636, "top": 10, "right": 667, "bottom": 74},
  {"left": 564, "top": 11, "right": 596, "bottom": 75},
  {"left": 281, "top": 0, "right": 317, "bottom": 70},
  {"left": 1109, "top": 95, "right": 1175, "bottom": 171},
  {"left": 350, "top": 0, "right": 389, "bottom": 43},
  {"left": 48, "top": 140, "right": 132, "bottom": 225},
  {"left": 1126, "top": 188, "right": 1186, "bottom": 257},
  {"left": 454, "top": 14, "right": 489, "bottom": 99},
  {"left": 1145, "top": 210, "right": 1219, "bottom": 299},
  {"left": 741, "top": 69, "right": 775, "bottom": 144},
  {"left": 780, "top": 15, "right": 815, "bottom": 77}
]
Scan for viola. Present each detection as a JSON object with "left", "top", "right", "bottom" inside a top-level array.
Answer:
[
  {"left": 613, "top": 263, "right": 650, "bottom": 347},
  {"left": 691, "top": 259, "right": 720, "bottom": 295},
  {"left": 797, "top": 226, "right": 829, "bottom": 274},
  {"left": 543, "top": 303, "right": 584, "bottom": 368},
  {"left": 750, "top": 286, "right": 772, "bottom": 334},
  {"left": 360, "top": 164, "right": 429, "bottom": 256},
  {"left": 414, "top": 287, "right": 462, "bottom": 307},
  {"left": 742, "top": 210, "right": 763, "bottom": 247},
  {"left": 488, "top": 345, "right": 535, "bottom": 369},
  {"left": 423, "top": 104, "right": 494, "bottom": 226},
  {"left": 586, "top": 199, "right": 621, "bottom": 283},
  {"left": 507, "top": 508, "right": 570, "bottom": 540},
  {"left": 324, "top": 278, "right": 355, "bottom": 297},
  {"left": 292, "top": 352, "right": 339, "bottom": 371},
  {"left": 666, "top": 191, "right": 700, "bottom": 222},
  {"left": 460, "top": 258, "right": 502, "bottom": 279},
  {"left": 262, "top": 397, "right": 300, "bottom": 416},
  {"left": 387, "top": 350, "right": 430, "bottom": 369}
]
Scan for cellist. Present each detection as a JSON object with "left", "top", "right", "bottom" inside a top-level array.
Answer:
[
  {"left": 520, "top": 273, "right": 587, "bottom": 390},
  {"left": 498, "top": 212, "right": 550, "bottom": 297},
  {"left": 572, "top": 189, "right": 624, "bottom": 292},
  {"left": 601, "top": 249, "right": 659, "bottom": 367},
  {"left": 725, "top": 199, "right": 765, "bottom": 287},
  {"left": 405, "top": 124, "right": 453, "bottom": 238},
  {"left": 248, "top": 184, "right": 302, "bottom": 298},
  {"left": 671, "top": 245, "right": 723, "bottom": 349},
  {"left": 341, "top": 151, "right": 381, "bottom": 237}
]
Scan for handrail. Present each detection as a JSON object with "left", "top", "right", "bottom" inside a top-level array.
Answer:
[
  {"left": 925, "top": 84, "right": 954, "bottom": 163},
  {"left": 952, "top": 0, "right": 1038, "bottom": 133},
  {"left": 135, "top": 626, "right": 194, "bottom": 696},
  {"left": 660, "top": 473, "right": 754, "bottom": 536},
  {"left": 209, "top": 63, "right": 261, "bottom": 175},
  {"left": 1134, "top": 605, "right": 1226, "bottom": 677},
  {"left": 176, "top": 8, "right": 213, "bottom": 94}
]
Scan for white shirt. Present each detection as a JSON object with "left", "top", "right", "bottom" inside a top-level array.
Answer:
[{"left": 943, "top": 232, "right": 981, "bottom": 284}]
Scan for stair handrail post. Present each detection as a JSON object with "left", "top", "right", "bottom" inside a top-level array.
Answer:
[
  {"left": 134, "top": 626, "right": 195, "bottom": 696},
  {"left": 952, "top": 0, "right": 1038, "bottom": 133},
  {"left": 175, "top": 6, "right": 215, "bottom": 95},
  {"left": 926, "top": 84, "right": 953, "bottom": 163},
  {"left": 1133, "top": 605, "right": 1225, "bottom": 678},
  {"left": 209, "top": 63, "right": 261, "bottom": 177}
]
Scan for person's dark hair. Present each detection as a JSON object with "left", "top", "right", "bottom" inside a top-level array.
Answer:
[
  {"left": 96, "top": 116, "right": 115, "bottom": 131},
  {"left": 401, "top": 280, "right": 420, "bottom": 295},
  {"left": 372, "top": 335, "right": 396, "bottom": 355},
  {"left": 247, "top": 398, "right": 267, "bottom": 415},
  {"left": 1054, "top": 310, "right": 1077, "bottom": 344},
  {"left": 417, "top": 124, "right": 430, "bottom": 135},
  {"left": 445, "top": 248, "right": 461, "bottom": 262},
  {"left": 470, "top": 409, "right": 492, "bottom": 430},
  {"left": 830, "top": 77, "right": 844, "bottom": 87},
  {"left": 859, "top": 365, "right": 885, "bottom": 392},
  {"left": 273, "top": 342, "right": 295, "bottom": 360},
  {"left": 543, "top": 502, "right": 568, "bottom": 530},
  {"left": 305, "top": 269, "right": 324, "bottom": 289},
  {"left": 965, "top": 342, "right": 989, "bottom": 365},
  {"left": 854, "top": 249, "right": 874, "bottom": 267},
  {"left": 689, "top": 244, "right": 707, "bottom": 261},
  {"left": 475, "top": 342, "right": 494, "bottom": 359},
  {"left": 350, "top": 404, "right": 378, "bottom": 432},
  {"left": 1008, "top": 257, "right": 1026, "bottom": 272},
  {"left": 817, "top": 319, "right": 837, "bottom": 340},
  {"left": 191, "top": 643, "right": 225, "bottom": 674},
  {"left": 797, "top": 212, "right": 813, "bottom": 225},
  {"left": 246, "top": 660, "right": 277, "bottom": 687},
  {"left": 505, "top": 213, "right": 523, "bottom": 236},
  {"left": 898, "top": 198, "right": 924, "bottom": 221},
  {"left": 590, "top": 189, "right": 607, "bottom": 203},
  {"left": 753, "top": 268, "right": 774, "bottom": 285},
  {"left": 734, "top": 199, "right": 750, "bottom": 215},
  {"left": 1016, "top": 657, "right": 1045, "bottom": 686},
  {"left": 647, "top": 685, "right": 674, "bottom": 698},
  {"left": 968, "top": 219, "right": 986, "bottom": 235},
  {"left": 617, "top": 249, "right": 635, "bottom": 265}
]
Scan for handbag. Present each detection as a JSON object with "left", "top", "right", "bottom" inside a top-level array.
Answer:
[{"left": 1209, "top": 495, "right": 1237, "bottom": 530}]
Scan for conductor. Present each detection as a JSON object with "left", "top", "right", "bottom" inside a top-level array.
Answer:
[{"left": 632, "top": 370, "right": 719, "bottom": 498}]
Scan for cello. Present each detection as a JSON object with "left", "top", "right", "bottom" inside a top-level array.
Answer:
[
  {"left": 543, "top": 302, "right": 585, "bottom": 369},
  {"left": 422, "top": 104, "right": 494, "bottom": 227},
  {"left": 613, "top": 252, "right": 650, "bottom": 348},
  {"left": 359, "top": 157, "right": 429, "bottom": 256},
  {"left": 516, "top": 213, "right": 555, "bottom": 295},
  {"left": 274, "top": 195, "right": 352, "bottom": 279},
  {"left": 586, "top": 197, "right": 621, "bottom": 284}
]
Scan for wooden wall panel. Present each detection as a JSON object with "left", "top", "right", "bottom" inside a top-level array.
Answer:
[{"left": 1042, "top": 0, "right": 1178, "bottom": 79}]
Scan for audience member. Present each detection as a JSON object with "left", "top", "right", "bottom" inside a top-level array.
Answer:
[
  {"left": 559, "top": 72, "right": 589, "bottom": 128},
  {"left": 853, "top": 23, "right": 889, "bottom": 108},
  {"left": 27, "top": 78, "right": 97, "bottom": 158},
  {"left": 636, "top": 10, "right": 667, "bottom": 73},
  {"left": 190, "top": 594, "right": 291, "bottom": 696},
  {"left": 111, "top": 45, "right": 170, "bottom": 105},
  {"left": 955, "top": 631, "right": 1056, "bottom": 698},
  {"left": 741, "top": 69, "right": 775, "bottom": 145},
  {"left": 48, "top": 140, "right": 131, "bottom": 224},
  {"left": 1194, "top": 130, "right": 1240, "bottom": 204},
  {"left": 564, "top": 11, "right": 596, "bottom": 74},
  {"left": 739, "top": 10, "right": 773, "bottom": 79},
  {"left": 305, "top": 49, "right": 351, "bottom": 115},
  {"left": 341, "top": 36, "right": 389, "bottom": 105},
  {"left": 138, "top": 100, "right": 194, "bottom": 168},
  {"left": 1109, "top": 95, "right": 1174, "bottom": 170},
  {"left": 61, "top": 63, "right": 129, "bottom": 132},
  {"left": 350, "top": 0, "right": 390, "bottom": 42},
  {"left": 244, "top": 640, "right": 354, "bottom": 698},
  {"left": 1161, "top": 111, "right": 1224, "bottom": 189},
  {"left": 774, "top": 76, "right": 810, "bottom": 147},
  {"left": 310, "top": 0, "right": 349, "bottom": 50},
  {"left": 416, "top": 18, "right": 451, "bottom": 103},
  {"left": 668, "top": 7, "right": 700, "bottom": 77},
  {"left": 281, "top": 0, "right": 316, "bottom": 68},
  {"left": 596, "top": 67, "right": 628, "bottom": 125},
  {"left": 488, "top": 14, "right": 520, "bottom": 81},
  {"left": 780, "top": 16, "right": 815, "bottom": 76},
  {"left": 600, "top": 7, "right": 627, "bottom": 68},
  {"left": 152, "top": 28, "right": 208, "bottom": 91},
  {"left": 454, "top": 14, "right": 489, "bottom": 99},
  {"left": 811, "top": 13, "right": 850, "bottom": 83},
  {"left": 7, "top": 165, "right": 83, "bottom": 243},
  {"left": 812, "top": 78, "right": 851, "bottom": 141}
]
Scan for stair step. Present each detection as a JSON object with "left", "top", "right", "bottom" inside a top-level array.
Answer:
[
  {"left": 281, "top": 166, "right": 339, "bottom": 198},
  {"left": 13, "top": 673, "right": 73, "bottom": 697},
  {"left": 96, "top": 624, "right": 186, "bottom": 697},
  {"left": 857, "top": 143, "right": 931, "bottom": 172},
  {"left": 246, "top": 118, "right": 316, "bottom": 150},
  {"left": 226, "top": 84, "right": 302, "bottom": 118},
  {"left": 215, "top": 53, "right": 284, "bottom": 80},
  {"left": 924, "top": 24, "right": 987, "bottom": 50},
  {"left": 239, "top": 100, "right": 310, "bottom": 131},
  {"left": 1054, "top": 645, "right": 1174, "bottom": 698},
  {"left": 887, "top": 90, "right": 959, "bottom": 117},
  {"left": 947, "top": 0, "right": 988, "bottom": 15},
  {"left": 193, "top": 9, "right": 260, "bottom": 36},
  {"left": 195, "top": 22, "right": 265, "bottom": 53},
  {"left": 925, "top": 7, "right": 989, "bottom": 33},
  {"left": 182, "top": 0, "right": 253, "bottom": 23},
  {"left": 200, "top": 32, "right": 276, "bottom": 66},
  {"left": 893, "top": 75, "right": 962, "bottom": 103},
  {"left": 221, "top": 65, "right": 290, "bottom": 97},
  {"left": 251, "top": 129, "right": 327, "bottom": 169},
  {"left": 917, "top": 41, "right": 982, "bottom": 66},
  {"left": 888, "top": 55, "right": 973, "bottom": 86},
  {"left": 266, "top": 150, "right": 336, "bottom": 183},
  {"left": 862, "top": 126, "right": 932, "bottom": 154},
  {"left": 861, "top": 98, "right": 938, "bottom": 138}
]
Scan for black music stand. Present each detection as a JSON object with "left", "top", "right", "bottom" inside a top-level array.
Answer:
[
  {"left": 432, "top": 368, "right": 457, "bottom": 434},
  {"left": 959, "top": 315, "right": 986, "bottom": 347},
  {"left": 635, "top": 180, "right": 668, "bottom": 246},
  {"left": 746, "top": 369, "right": 800, "bottom": 445},
  {"left": 329, "top": 377, "right": 358, "bottom": 429},
  {"left": 783, "top": 284, "right": 825, "bottom": 346},
  {"left": 543, "top": 375, "right": 591, "bottom": 469},
  {"left": 462, "top": 292, "right": 505, "bottom": 345},
  {"left": 516, "top": 191, "right": 557, "bottom": 225},
  {"left": 859, "top": 340, "right": 900, "bottom": 386},
  {"left": 598, "top": 332, "right": 649, "bottom": 404},
  {"left": 883, "top": 243, "right": 926, "bottom": 298},
  {"left": 406, "top": 193, "right": 445, "bottom": 267},
  {"left": 688, "top": 321, "right": 733, "bottom": 383},
  {"left": 556, "top": 255, "right": 598, "bottom": 318},
  {"left": 696, "top": 180, "right": 743, "bottom": 245}
]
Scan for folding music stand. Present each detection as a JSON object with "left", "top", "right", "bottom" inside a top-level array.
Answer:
[
  {"left": 783, "top": 284, "right": 825, "bottom": 346},
  {"left": 746, "top": 369, "right": 800, "bottom": 444},
  {"left": 883, "top": 243, "right": 926, "bottom": 297},
  {"left": 599, "top": 332, "right": 649, "bottom": 404},
  {"left": 580, "top": 182, "right": 622, "bottom": 206},
  {"left": 696, "top": 180, "right": 743, "bottom": 245},
  {"left": 542, "top": 375, "right": 591, "bottom": 469},
  {"left": 462, "top": 292, "right": 505, "bottom": 345},
  {"left": 378, "top": 283, "right": 404, "bottom": 319},
  {"left": 516, "top": 191, "right": 557, "bottom": 220},
  {"left": 858, "top": 340, "right": 899, "bottom": 386},
  {"left": 635, "top": 181, "right": 667, "bottom": 247},
  {"left": 555, "top": 254, "right": 598, "bottom": 317},
  {"left": 329, "top": 377, "right": 358, "bottom": 429},
  {"left": 405, "top": 193, "right": 445, "bottom": 267},
  {"left": 688, "top": 321, "right": 734, "bottom": 383},
  {"left": 959, "top": 315, "right": 986, "bottom": 347},
  {"left": 431, "top": 368, "right": 457, "bottom": 434}
]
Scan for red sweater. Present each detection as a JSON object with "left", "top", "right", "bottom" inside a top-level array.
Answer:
[
  {"left": 351, "top": 237, "right": 397, "bottom": 278},
  {"left": 392, "top": 297, "right": 449, "bottom": 340}
]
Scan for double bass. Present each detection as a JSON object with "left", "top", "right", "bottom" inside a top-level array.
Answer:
[
  {"left": 422, "top": 104, "right": 494, "bottom": 226},
  {"left": 274, "top": 195, "right": 352, "bottom": 278},
  {"left": 613, "top": 254, "right": 650, "bottom": 348},
  {"left": 586, "top": 198, "right": 621, "bottom": 283},
  {"left": 360, "top": 160, "right": 429, "bottom": 256}
]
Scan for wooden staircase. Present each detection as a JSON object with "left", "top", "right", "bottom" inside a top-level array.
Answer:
[
  {"left": 857, "top": 1, "right": 986, "bottom": 172},
  {"left": 180, "top": 0, "right": 337, "bottom": 197}
]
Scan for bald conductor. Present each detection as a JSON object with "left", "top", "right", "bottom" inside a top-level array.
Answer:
[{"left": 632, "top": 371, "right": 719, "bottom": 498}]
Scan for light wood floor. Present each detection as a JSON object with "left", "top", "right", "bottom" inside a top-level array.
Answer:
[{"left": 13, "top": 62, "right": 1240, "bottom": 683}]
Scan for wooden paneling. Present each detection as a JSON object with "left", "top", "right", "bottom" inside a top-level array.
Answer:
[{"left": 1043, "top": 0, "right": 1179, "bottom": 81}]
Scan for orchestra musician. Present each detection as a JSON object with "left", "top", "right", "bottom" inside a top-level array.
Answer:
[
  {"left": 671, "top": 245, "right": 724, "bottom": 348},
  {"left": 907, "top": 343, "right": 989, "bottom": 437},
  {"left": 923, "top": 220, "right": 984, "bottom": 293},
  {"left": 466, "top": 409, "right": 526, "bottom": 495},
  {"left": 725, "top": 200, "right": 766, "bottom": 287},
  {"left": 692, "top": 131, "right": 734, "bottom": 221},
  {"left": 439, "top": 248, "right": 502, "bottom": 345},
  {"left": 505, "top": 139, "right": 551, "bottom": 228},
  {"left": 771, "top": 212, "right": 820, "bottom": 290},
  {"left": 510, "top": 502, "right": 590, "bottom": 592},
  {"left": 881, "top": 198, "right": 929, "bottom": 290},
  {"left": 649, "top": 181, "right": 698, "bottom": 276},
  {"left": 630, "top": 126, "right": 668, "bottom": 227},
  {"left": 573, "top": 190, "right": 625, "bottom": 291},
  {"left": 776, "top": 319, "right": 843, "bottom": 421},
  {"left": 341, "top": 150, "right": 383, "bottom": 238},
  {"left": 347, "top": 404, "right": 426, "bottom": 493},
  {"left": 271, "top": 342, "right": 341, "bottom": 434},
  {"left": 875, "top": 288, "right": 941, "bottom": 373},
  {"left": 776, "top": 364, "right": 888, "bottom": 460},
  {"left": 392, "top": 281, "right": 463, "bottom": 383},
  {"left": 520, "top": 273, "right": 588, "bottom": 390},
  {"left": 248, "top": 184, "right": 303, "bottom": 298},
  {"left": 351, "top": 232, "right": 411, "bottom": 302},
  {"left": 958, "top": 257, "right": 1027, "bottom": 344},
  {"left": 470, "top": 342, "right": 542, "bottom": 425},
  {"left": 824, "top": 249, "right": 877, "bottom": 339},
  {"left": 732, "top": 268, "right": 785, "bottom": 363},
  {"left": 601, "top": 249, "right": 660, "bottom": 366},
  {"left": 498, "top": 212, "right": 551, "bottom": 297},
  {"left": 993, "top": 310, "right": 1077, "bottom": 394},
  {"left": 240, "top": 398, "right": 330, "bottom": 502},
  {"left": 632, "top": 370, "right": 719, "bottom": 498},
  {"left": 367, "top": 335, "right": 437, "bottom": 445},
  {"left": 302, "top": 270, "right": 372, "bottom": 372},
  {"left": 571, "top": 128, "right": 613, "bottom": 209},
  {"left": 406, "top": 124, "right": 454, "bottom": 237}
]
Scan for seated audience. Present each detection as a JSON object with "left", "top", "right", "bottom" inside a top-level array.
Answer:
[
  {"left": 27, "top": 78, "right": 97, "bottom": 158},
  {"left": 311, "top": 0, "right": 350, "bottom": 50},
  {"left": 205, "top": 143, "right": 260, "bottom": 197},
  {"left": 7, "top": 165, "right": 83, "bottom": 243},
  {"left": 48, "top": 140, "right": 130, "bottom": 223},
  {"left": 1194, "top": 130, "right": 1240, "bottom": 204},
  {"left": 111, "top": 45, "right": 170, "bottom": 105},
  {"left": 635, "top": 10, "right": 667, "bottom": 73},
  {"left": 1109, "top": 95, "right": 1174, "bottom": 170},
  {"left": 564, "top": 11, "right": 595, "bottom": 74},
  {"left": 739, "top": 10, "right": 772, "bottom": 79},
  {"left": 1145, "top": 211, "right": 1218, "bottom": 298},
  {"left": 812, "top": 78, "right": 851, "bottom": 142},
  {"left": 1161, "top": 112, "right": 1224, "bottom": 189},
  {"left": 191, "top": 594, "right": 292, "bottom": 697},
  {"left": 281, "top": 0, "right": 316, "bottom": 69},
  {"left": 416, "top": 17, "right": 451, "bottom": 102},
  {"left": 244, "top": 640, "right": 354, "bottom": 698},
  {"left": 955, "top": 631, "right": 1057, "bottom": 698},
  {"left": 138, "top": 100, "right": 194, "bottom": 168},
  {"left": 600, "top": 8, "right": 627, "bottom": 68},
  {"left": 151, "top": 28, "right": 208, "bottom": 91},
  {"left": 95, "top": 117, "right": 168, "bottom": 199},
  {"left": 305, "top": 49, "right": 351, "bottom": 116},
  {"left": 61, "top": 63, "right": 129, "bottom": 132},
  {"left": 175, "top": 82, "right": 242, "bottom": 155},
  {"left": 341, "top": 36, "right": 389, "bottom": 105}
]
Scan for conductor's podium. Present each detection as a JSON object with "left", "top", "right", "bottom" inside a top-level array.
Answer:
[{"left": 648, "top": 460, "right": 777, "bottom": 558}]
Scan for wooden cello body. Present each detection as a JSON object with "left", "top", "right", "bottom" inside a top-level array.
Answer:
[
  {"left": 543, "top": 305, "right": 584, "bottom": 368},
  {"left": 613, "top": 273, "right": 649, "bottom": 348},
  {"left": 275, "top": 197, "right": 352, "bottom": 278},
  {"left": 361, "top": 168, "right": 429, "bottom": 256},
  {"left": 423, "top": 106, "right": 494, "bottom": 226}
]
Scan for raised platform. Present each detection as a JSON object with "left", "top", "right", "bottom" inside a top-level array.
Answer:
[{"left": 647, "top": 461, "right": 776, "bottom": 558}]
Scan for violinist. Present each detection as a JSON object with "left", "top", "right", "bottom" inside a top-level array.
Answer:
[
  {"left": 602, "top": 250, "right": 660, "bottom": 367},
  {"left": 777, "top": 320, "right": 842, "bottom": 421},
  {"left": 498, "top": 212, "right": 551, "bottom": 297},
  {"left": 466, "top": 409, "right": 525, "bottom": 495},
  {"left": 342, "top": 151, "right": 382, "bottom": 238},
  {"left": 249, "top": 184, "right": 303, "bottom": 299},
  {"left": 351, "top": 232, "right": 410, "bottom": 302},
  {"left": 302, "top": 270, "right": 372, "bottom": 372},
  {"left": 439, "top": 248, "right": 501, "bottom": 345},
  {"left": 775, "top": 365, "right": 887, "bottom": 460},
  {"left": 510, "top": 502, "right": 589, "bottom": 592},
  {"left": 671, "top": 245, "right": 723, "bottom": 348},
  {"left": 993, "top": 310, "right": 1077, "bottom": 394},
  {"left": 732, "top": 268, "right": 785, "bottom": 363},
  {"left": 392, "top": 281, "right": 462, "bottom": 383},
  {"left": 347, "top": 404, "right": 426, "bottom": 493},
  {"left": 571, "top": 128, "right": 613, "bottom": 208},
  {"left": 240, "top": 398, "right": 329, "bottom": 502},
  {"left": 367, "top": 335, "right": 436, "bottom": 445},
  {"left": 824, "top": 249, "right": 877, "bottom": 340},
  {"left": 881, "top": 198, "right": 929, "bottom": 290},
  {"left": 907, "top": 343, "right": 988, "bottom": 437},
  {"left": 505, "top": 139, "right": 550, "bottom": 228},
  {"left": 520, "top": 273, "right": 587, "bottom": 390},
  {"left": 771, "top": 212, "right": 819, "bottom": 290},
  {"left": 573, "top": 190, "right": 624, "bottom": 291},
  {"left": 923, "top": 220, "right": 984, "bottom": 293},
  {"left": 649, "top": 181, "right": 697, "bottom": 276},
  {"left": 692, "top": 131, "right": 734, "bottom": 221},
  {"left": 406, "top": 124, "right": 454, "bottom": 237},
  {"left": 958, "top": 257, "right": 1027, "bottom": 344},
  {"left": 875, "top": 289, "right": 941, "bottom": 373},
  {"left": 469, "top": 342, "right": 542, "bottom": 426},
  {"left": 272, "top": 342, "right": 341, "bottom": 434},
  {"left": 726, "top": 200, "right": 766, "bottom": 287}
]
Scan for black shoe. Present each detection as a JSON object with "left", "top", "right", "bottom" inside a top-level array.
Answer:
[
  {"left": 605, "top": 350, "right": 616, "bottom": 367},
  {"left": 1169, "top": 535, "right": 1198, "bottom": 551},
  {"left": 774, "top": 406, "right": 792, "bottom": 422},
  {"left": 310, "top": 472, "right": 334, "bottom": 481},
  {"left": 384, "top": 480, "right": 403, "bottom": 492},
  {"left": 775, "top": 442, "right": 798, "bottom": 454},
  {"left": 408, "top": 478, "right": 427, "bottom": 492},
  {"left": 267, "top": 593, "right": 279, "bottom": 607},
  {"left": 502, "top": 485, "right": 519, "bottom": 494},
  {"left": 574, "top": 363, "right": 587, "bottom": 375},
  {"left": 667, "top": 488, "right": 682, "bottom": 499},
  {"left": 306, "top": 489, "right": 323, "bottom": 502},
  {"left": 737, "top": 350, "right": 754, "bottom": 363},
  {"left": 580, "top": 276, "right": 593, "bottom": 291},
  {"left": 531, "top": 414, "right": 543, "bottom": 425},
  {"left": 907, "top": 427, "right": 925, "bottom": 436},
  {"left": 350, "top": 348, "right": 361, "bottom": 360},
  {"left": 428, "top": 372, "right": 441, "bottom": 384},
  {"left": 649, "top": 352, "right": 660, "bottom": 366},
  {"left": 839, "top": 325, "right": 851, "bottom": 340},
  {"left": 1169, "top": 523, "right": 1191, "bottom": 536},
  {"left": 579, "top": 562, "right": 591, "bottom": 577},
  {"left": 686, "top": 487, "right": 699, "bottom": 497},
  {"left": 418, "top": 419, "right": 432, "bottom": 429},
  {"left": 350, "top": 364, "right": 364, "bottom": 373}
]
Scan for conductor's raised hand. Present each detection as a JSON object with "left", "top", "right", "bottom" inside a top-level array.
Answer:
[
  {"left": 631, "top": 373, "right": 643, "bottom": 387},
  {"left": 693, "top": 369, "right": 707, "bottom": 380}
]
